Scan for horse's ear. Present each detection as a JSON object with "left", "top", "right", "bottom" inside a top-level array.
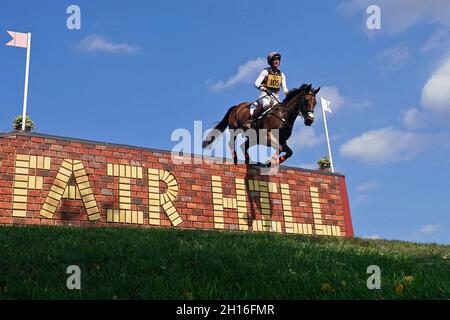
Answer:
[
  {"left": 306, "top": 84, "right": 312, "bottom": 91},
  {"left": 314, "top": 87, "right": 321, "bottom": 94}
]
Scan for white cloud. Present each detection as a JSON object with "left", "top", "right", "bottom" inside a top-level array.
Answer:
[
  {"left": 353, "top": 194, "right": 369, "bottom": 206},
  {"left": 340, "top": 127, "right": 430, "bottom": 164},
  {"left": 401, "top": 108, "right": 424, "bottom": 129},
  {"left": 377, "top": 42, "right": 411, "bottom": 71},
  {"left": 317, "top": 86, "right": 345, "bottom": 113},
  {"left": 290, "top": 127, "right": 322, "bottom": 150},
  {"left": 77, "top": 34, "right": 140, "bottom": 54},
  {"left": 354, "top": 181, "right": 377, "bottom": 206},
  {"left": 420, "top": 224, "right": 443, "bottom": 235},
  {"left": 362, "top": 234, "right": 381, "bottom": 240},
  {"left": 421, "top": 28, "right": 450, "bottom": 53},
  {"left": 356, "top": 181, "right": 378, "bottom": 193},
  {"left": 340, "top": 0, "right": 450, "bottom": 35},
  {"left": 210, "top": 58, "right": 265, "bottom": 92},
  {"left": 421, "top": 56, "right": 450, "bottom": 118}
]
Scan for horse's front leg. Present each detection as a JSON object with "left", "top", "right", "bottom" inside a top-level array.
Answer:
[
  {"left": 278, "top": 142, "right": 293, "bottom": 165},
  {"left": 269, "top": 130, "right": 283, "bottom": 167}
]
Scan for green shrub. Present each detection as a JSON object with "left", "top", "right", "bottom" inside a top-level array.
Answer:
[
  {"left": 317, "top": 156, "right": 331, "bottom": 170},
  {"left": 12, "top": 115, "right": 35, "bottom": 132}
]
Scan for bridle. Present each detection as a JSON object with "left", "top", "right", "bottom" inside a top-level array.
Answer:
[{"left": 298, "top": 92, "right": 316, "bottom": 119}]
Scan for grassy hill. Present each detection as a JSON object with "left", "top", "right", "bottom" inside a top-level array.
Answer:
[{"left": 0, "top": 225, "right": 448, "bottom": 299}]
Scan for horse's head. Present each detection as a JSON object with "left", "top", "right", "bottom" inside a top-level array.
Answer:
[{"left": 297, "top": 84, "right": 320, "bottom": 126}]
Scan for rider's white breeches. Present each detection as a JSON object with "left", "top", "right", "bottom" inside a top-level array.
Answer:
[
  {"left": 249, "top": 91, "right": 279, "bottom": 115},
  {"left": 251, "top": 94, "right": 278, "bottom": 109}
]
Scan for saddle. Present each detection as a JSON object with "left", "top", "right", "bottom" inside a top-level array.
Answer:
[{"left": 247, "top": 103, "right": 278, "bottom": 128}]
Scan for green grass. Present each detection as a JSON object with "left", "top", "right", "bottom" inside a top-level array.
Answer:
[{"left": 0, "top": 225, "right": 449, "bottom": 299}]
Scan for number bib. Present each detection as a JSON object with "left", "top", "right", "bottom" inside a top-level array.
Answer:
[{"left": 266, "top": 74, "right": 282, "bottom": 90}]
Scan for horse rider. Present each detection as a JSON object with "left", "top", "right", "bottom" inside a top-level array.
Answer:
[{"left": 245, "top": 51, "right": 289, "bottom": 129}]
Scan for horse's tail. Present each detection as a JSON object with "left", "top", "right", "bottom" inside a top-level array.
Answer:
[{"left": 202, "top": 106, "right": 234, "bottom": 149}]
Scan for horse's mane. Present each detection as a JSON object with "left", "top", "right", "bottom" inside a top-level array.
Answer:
[{"left": 282, "top": 84, "right": 309, "bottom": 103}]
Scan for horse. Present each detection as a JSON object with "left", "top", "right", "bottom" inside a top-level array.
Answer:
[{"left": 202, "top": 84, "right": 320, "bottom": 167}]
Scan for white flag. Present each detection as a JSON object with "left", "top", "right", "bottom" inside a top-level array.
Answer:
[{"left": 320, "top": 97, "right": 332, "bottom": 113}]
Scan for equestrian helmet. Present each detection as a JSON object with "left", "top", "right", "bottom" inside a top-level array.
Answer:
[{"left": 267, "top": 51, "right": 281, "bottom": 64}]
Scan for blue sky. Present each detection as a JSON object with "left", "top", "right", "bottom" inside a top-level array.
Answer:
[{"left": 1, "top": 0, "right": 449, "bottom": 244}]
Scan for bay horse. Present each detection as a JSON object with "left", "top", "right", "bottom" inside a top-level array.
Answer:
[{"left": 202, "top": 84, "right": 320, "bottom": 167}]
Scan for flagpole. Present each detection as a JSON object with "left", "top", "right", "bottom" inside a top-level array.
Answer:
[
  {"left": 322, "top": 102, "right": 335, "bottom": 173},
  {"left": 21, "top": 32, "right": 31, "bottom": 131}
]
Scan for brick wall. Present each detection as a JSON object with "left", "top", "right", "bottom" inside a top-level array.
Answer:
[{"left": 0, "top": 132, "right": 354, "bottom": 237}]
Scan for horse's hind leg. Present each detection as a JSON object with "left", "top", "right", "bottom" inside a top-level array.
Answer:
[
  {"left": 239, "top": 137, "right": 250, "bottom": 164},
  {"left": 259, "top": 130, "right": 280, "bottom": 167},
  {"left": 229, "top": 135, "right": 238, "bottom": 165},
  {"left": 245, "top": 137, "right": 250, "bottom": 164}
]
